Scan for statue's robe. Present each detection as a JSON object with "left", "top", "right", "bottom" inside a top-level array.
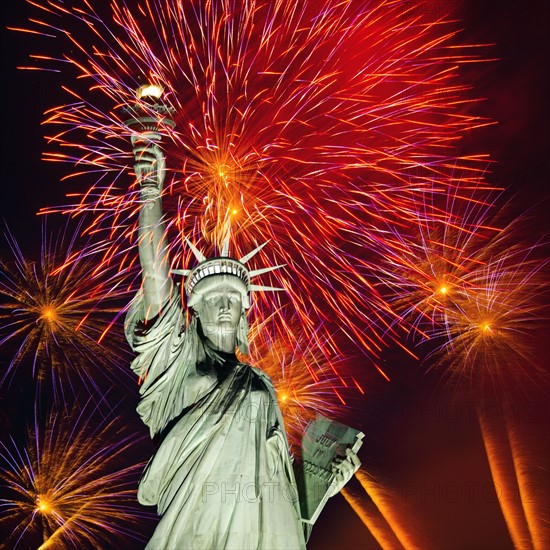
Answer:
[{"left": 126, "top": 293, "right": 306, "bottom": 550}]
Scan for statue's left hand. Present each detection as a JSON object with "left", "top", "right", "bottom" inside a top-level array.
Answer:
[{"left": 328, "top": 448, "right": 360, "bottom": 497}]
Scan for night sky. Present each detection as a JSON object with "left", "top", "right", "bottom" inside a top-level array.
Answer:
[{"left": 1, "top": 1, "right": 549, "bottom": 549}]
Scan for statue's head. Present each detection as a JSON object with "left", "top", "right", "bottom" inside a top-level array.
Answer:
[
  {"left": 172, "top": 237, "right": 284, "bottom": 355},
  {"left": 189, "top": 272, "right": 246, "bottom": 353}
]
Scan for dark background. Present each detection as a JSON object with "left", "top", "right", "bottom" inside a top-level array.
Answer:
[{"left": 1, "top": 1, "right": 548, "bottom": 549}]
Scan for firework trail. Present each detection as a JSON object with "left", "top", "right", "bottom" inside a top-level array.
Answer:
[
  {"left": 505, "top": 404, "right": 550, "bottom": 550},
  {"left": 13, "top": 0, "right": 492, "bottom": 376},
  {"left": 0, "top": 399, "right": 154, "bottom": 549},
  {"left": 355, "top": 467, "right": 424, "bottom": 549},
  {"left": 341, "top": 485, "right": 400, "bottom": 549},
  {"left": 382, "top": 188, "right": 550, "bottom": 547},
  {"left": 0, "top": 219, "right": 135, "bottom": 400},
  {"left": 477, "top": 406, "right": 533, "bottom": 549}
]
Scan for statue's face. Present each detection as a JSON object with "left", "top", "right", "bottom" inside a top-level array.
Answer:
[{"left": 197, "top": 285, "right": 242, "bottom": 352}]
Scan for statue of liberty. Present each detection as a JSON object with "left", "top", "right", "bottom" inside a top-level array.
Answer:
[{"left": 125, "top": 91, "right": 360, "bottom": 549}]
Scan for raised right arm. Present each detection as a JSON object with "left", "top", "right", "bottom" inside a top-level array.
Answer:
[{"left": 132, "top": 131, "right": 173, "bottom": 320}]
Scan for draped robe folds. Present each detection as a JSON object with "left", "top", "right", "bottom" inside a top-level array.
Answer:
[{"left": 125, "top": 291, "right": 307, "bottom": 550}]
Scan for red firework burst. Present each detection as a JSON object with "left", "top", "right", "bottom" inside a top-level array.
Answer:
[{"left": 13, "top": 0, "right": 493, "bottom": 377}]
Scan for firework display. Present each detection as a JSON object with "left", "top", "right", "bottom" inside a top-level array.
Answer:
[
  {"left": 375, "top": 189, "right": 549, "bottom": 392},
  {"left": 1, "top": 0, "right": 548, "bottom": 548},
  {"left": 0, "top": 400, "right": 154, "bottom": 549},
  {"left": 0, "top": 219, "right": 136, "bottom": 401},
  {"left": 13, "top": 0, "right": 498, "bottom": 373}
]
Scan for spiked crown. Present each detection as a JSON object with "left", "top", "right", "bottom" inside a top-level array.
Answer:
[{"left": 171, "top": 236, "right": 285, "bottom": 308}]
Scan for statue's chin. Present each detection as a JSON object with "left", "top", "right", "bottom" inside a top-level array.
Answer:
[{"left": 205, "top": 330, "right": 238, "bottom": 353}]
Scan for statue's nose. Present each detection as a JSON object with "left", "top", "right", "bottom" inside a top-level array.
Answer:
[{"left": 220, "top": 296, "right": 230, "bottom": 310}]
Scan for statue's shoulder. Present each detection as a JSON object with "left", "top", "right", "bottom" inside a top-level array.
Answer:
[{"left": 249, "top": 365, "right": 275, "bottom": 390}]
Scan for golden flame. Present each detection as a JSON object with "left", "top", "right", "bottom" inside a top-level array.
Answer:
[{"left": 136, "top": 83, "right": 164, "bottom": 100}]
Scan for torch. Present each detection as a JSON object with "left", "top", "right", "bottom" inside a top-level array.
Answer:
[{"left": 123, "top": 83, "right": 175, "bottom": 191}]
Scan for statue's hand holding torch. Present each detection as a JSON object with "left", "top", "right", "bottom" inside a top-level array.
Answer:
[
  {"left": 131, "top": 131, "right": 166, "bottom": 201},
  {"left": 124, "top": 83, "right": 175, "bottom": 202}
]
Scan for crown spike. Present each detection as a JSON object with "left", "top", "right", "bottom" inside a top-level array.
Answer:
[
  {"left": 175, "top": 236, "right": 283, "bottom": 305},
  {"left": 184, "top": 237, "right": 206, "bottom": 262},
  {"left": 250, "top": 284, "right": 285, "bottom": 292},
  {"left": 239, "top": 241, "right": 269, "bottom": 264},
  {"left": 249, "top": 264, "right": 286, "bottom": 278},
  {"left": 221, "top": 233, "right": 231, "bottom": 257}
]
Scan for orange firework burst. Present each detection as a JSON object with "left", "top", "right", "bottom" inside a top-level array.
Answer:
[
  {"left": 374, "top": 182, "right": 502, "bottom": 341},
  {"left": 428, "top": 225, "right": 549, "bottom": 392},
  {"left": 0, "top": 401, "right": 154, "bottom": 549},
  {"left": 0, "top": 221, "right": 135, "bottom": 398},
  {"left": 13, "top": 0, "right": 493, "bottom": 377},
  {"left": 373, "top": 181, "right": 549, "bottom": 387},
  {"left": 244, "top": 323, "right": 361, "bottom": 450},
  {"left": 477, "top": 407, "right": 533, "bottom": 550}
]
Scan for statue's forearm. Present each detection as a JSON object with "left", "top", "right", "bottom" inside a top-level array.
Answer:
[{"left": 138, "top": 194, "right": 172, "bottom": 320}]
